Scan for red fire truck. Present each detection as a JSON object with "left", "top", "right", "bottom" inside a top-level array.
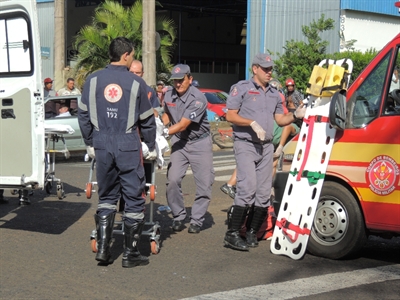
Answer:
[{"left": 274, "top": 32, "right": 400, "bottom": 259}]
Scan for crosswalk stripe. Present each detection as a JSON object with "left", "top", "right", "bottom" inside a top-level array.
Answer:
[
  {"left": 159, "top": 165, "right": 236, "bottom": 176},
  {"left": 215, "top": 175, "right": 234, "bottom": 182},
  {"left": 66, "top": 155, "right": 237, "bottom": 183},
  {"left": 181, "top": 264, "right": 400, "bottom": 300}
]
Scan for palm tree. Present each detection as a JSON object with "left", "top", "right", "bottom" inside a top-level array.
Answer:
[{"left": 73, "top": 0, "right": 176, "bottom": 86}]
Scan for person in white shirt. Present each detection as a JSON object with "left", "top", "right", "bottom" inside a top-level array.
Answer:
[
  {"left": 57, "top": 78, "right": 81, "bottom": 96},
  {"left": 56, "top": 103, "right": 71, "bottom": 117},
  {"left": 390, "top": 66, "right": 399, "bottom": 92}
]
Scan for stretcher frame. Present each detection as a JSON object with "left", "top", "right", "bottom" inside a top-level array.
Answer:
[
  {"left": 44, "top": 130, "right": 71, "bottom": 199},
  {"left": 270, "top": 58, "right": 353, "bottom": 260},
  {"left": 87, "top": 159, "right": 161, "bottom": 255}
]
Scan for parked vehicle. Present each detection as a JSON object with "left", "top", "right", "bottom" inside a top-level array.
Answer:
[
  {"left": 199, "top": 88, "right": 228, "bottom": 120},
  {"left": 0, "top": 0, "right": 46, "bottom": 190},
  {"left": 44, "top": 95, "right": 86, "bottom": 152},
  {"left": 274, "top": 33, "right": 400, "bottom": 259}
]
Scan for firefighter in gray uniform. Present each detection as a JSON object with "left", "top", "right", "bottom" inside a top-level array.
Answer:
[
  {"left": 161, "top": 64, "right": 214, "bottom": 234},
  {"left": 78, "top": 37, "right": 157, "bottom": 267},
  {"left": 224, "top": 53, "right": 306, "bottom": 251}
]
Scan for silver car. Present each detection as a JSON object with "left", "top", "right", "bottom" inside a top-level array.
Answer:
[{"left": 44, "top": 95, "right": 86, "bottom": 152}]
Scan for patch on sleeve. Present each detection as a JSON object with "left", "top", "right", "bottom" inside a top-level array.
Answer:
[
  {"left": 189, "top": 112, "right": 196, "bottom": 119},
  {"left": 195, "top": 101, "right": 203, "bottom": 109},
  {"left": 230, "top": 86, "right": 238, "bottom": 96}
]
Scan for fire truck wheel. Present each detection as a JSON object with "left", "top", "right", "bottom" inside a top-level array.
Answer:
[{"left": 307, "top": 182, "right": 367, "bottom": 259}]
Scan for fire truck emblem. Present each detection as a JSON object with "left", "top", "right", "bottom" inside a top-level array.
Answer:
[
  {"left": 104, "top": 84, "right": 123, "bottom": 103},
  {"left": 366, "top": 155, "right": 399, "bottom": 195}
]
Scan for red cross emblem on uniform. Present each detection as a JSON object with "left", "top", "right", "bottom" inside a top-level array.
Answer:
[{"left": 174, "top": 67, "right": 181, "bottom": 73}]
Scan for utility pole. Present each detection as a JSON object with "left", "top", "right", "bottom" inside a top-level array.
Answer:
[
  {"left": 54, "top": 0, "right": 65, "bottom": 91},
  {"left": 142, "top": 0, "right": 156, "bottom": 86}
]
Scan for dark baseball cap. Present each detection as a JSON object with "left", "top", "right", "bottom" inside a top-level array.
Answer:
[
  {"left": 252, "top": 53, "right": 274, "bottom": 68},
  {"left": 170, "top": 64, "right": 191, "bottom": 79},
  {"left": 44, "top": 77, "right": 53, "bottom": 83}
]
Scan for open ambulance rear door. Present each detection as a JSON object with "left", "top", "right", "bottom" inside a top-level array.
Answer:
[{"left": 0, "top": 0, "right": 45, "bottom": 190}]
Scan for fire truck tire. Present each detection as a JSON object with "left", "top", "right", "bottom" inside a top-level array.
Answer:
[{"left": 307, "top": 182, "right": 367, "bottom": 259}]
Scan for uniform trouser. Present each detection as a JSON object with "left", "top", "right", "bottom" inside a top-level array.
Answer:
[
  {"left": 166, "top": 136, "right": 215, "bottom": 226},
  {"left": 234, "top": 140, "right": 273, "bottom": 208},
  {"left": 95, "top": 145, "right": 145, "bottom": 223}
]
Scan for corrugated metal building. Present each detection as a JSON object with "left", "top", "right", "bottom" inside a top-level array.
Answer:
[
  {"left": 37, "top": 0, "right": 55, "bottom": 81},
  {"left": 36, "top": 0, "right": 399, "bottom": 84},
  {"left": 246, "top": 0, "right": 399, "bottom": 79},
  {"left": 340, "top": 0, "right": 400, "bottom": 52}
]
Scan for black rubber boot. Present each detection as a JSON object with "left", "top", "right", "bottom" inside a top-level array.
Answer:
[
  {"left": 94, "top": 212, "right": 115, "bottom": 263},
  {"left": 122, "top": 220, "right": 149, "bottom": 268},
  {"left": 224, "top": 205, "right": 249, "bottom": 251},
  {"left": 246, "top": 206, "right": 267, "bottom": 247}
]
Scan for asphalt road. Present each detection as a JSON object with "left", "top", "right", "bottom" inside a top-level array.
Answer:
[{"left": 1, "top": 151, "right": 399, "bottom": 299}]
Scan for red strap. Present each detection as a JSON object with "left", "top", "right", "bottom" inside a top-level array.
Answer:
[
  {"left": 276, "top": 218, "right": 311, "bottom": 243},
  {"left": 296, "top": 115, "right": 329, "bottom": 181}
]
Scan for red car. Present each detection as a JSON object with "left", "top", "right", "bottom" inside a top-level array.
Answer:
[{"left": 199, "top": 88, "right": 228, "bottom": 120}]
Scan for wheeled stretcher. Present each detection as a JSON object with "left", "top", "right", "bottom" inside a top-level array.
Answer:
[
  {"left": 44, "top": 124, "right": 74, "bottom": 199},
  {"left": 86, "top": 158, "right": 161, "bottom": 255}
]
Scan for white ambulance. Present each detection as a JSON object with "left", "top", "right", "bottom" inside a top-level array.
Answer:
[{"left": 0, "top": 0, "right": 45, "bottom": 191}]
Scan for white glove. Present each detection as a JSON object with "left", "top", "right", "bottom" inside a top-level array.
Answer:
[
  {"left": 145, "top": 149, "right": 157, "bottom": 160},
  {"left": 162, "top": 128, "right": 170, "bottom": 139},
  {"left": 250, "top": 121, "right": 266, "bottom": 141},
  {"left": 155, "top": 117, "right": 164, "bottom": 136},
  {"left": 86, "top": 146, "right": 95, "bottom": 159},
  {"left": 141, "top": 142, "right": 149, "bottom": 157},
  {"left": 294, "top": 104, "right": 306, "bottom": 120}
]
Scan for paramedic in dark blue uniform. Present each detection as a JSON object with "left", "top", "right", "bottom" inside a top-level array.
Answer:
[
  {"left": 78, "top": 37, "right": 157, "bottom": 268},
  {"left": 224, "top": 53, "right": 306, "bottom": 251},
  {"left": 161, "top": 64, "right": 214, "bottom": 234}
]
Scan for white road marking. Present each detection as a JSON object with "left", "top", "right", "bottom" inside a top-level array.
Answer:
[
  {"left": 215, "top": 175, "right": 233, "bottom": 182},
  {"left": 181, "top": 264, "right": 400, "bottom": 300},
  {"left": 67, "top": 154, "right": 237, "bottom": 182}
]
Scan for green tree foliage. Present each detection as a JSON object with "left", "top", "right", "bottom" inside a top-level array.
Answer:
[
  {"left": 272, "top": 14, "right": 335, "bottom": 92},
  {"left": 272, "top": 14, "right": 382, "bottom": 93},
  {"left": 327, "top": 48, "right": 378, "bottom": 85},
  {"left": 73, "top": 0, "right": 176, "bottom": 86}
]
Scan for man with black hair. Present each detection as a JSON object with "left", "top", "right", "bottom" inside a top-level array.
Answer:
[
  {"left": 78, "top": 37, "right": 156, "bottom": 268},
  {"left": 57, "top": 78, "right": 81, "bottom": 96}
]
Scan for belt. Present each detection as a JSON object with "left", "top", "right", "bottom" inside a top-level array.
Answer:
[
  {"left": 235, "top": 137, "right": 272, "bottom": 145},
  {"left": 186, "top": 132, "right": 210, "bottom": 142}
]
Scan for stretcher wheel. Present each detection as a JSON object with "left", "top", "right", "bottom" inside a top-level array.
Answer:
[
  {"left": 150, "top": 240, "right": 159, "bottom": 255},
  {"left": 10, "top": 189, "right": 18, "bottom": 195},
  {"left": 149, "top": 185, "right": 156, "bottom": 201},
  {"left": 86, "top": 183, "right": 92, "bottom": 199},
  {"left": 91, "top": 239, "right": 98, "bottom": 253},
  {"left": 57, "top": 183, "right": 64, "bottom": 199},
  {"left": 45, "top": 180, "right": 53, "bottom": 194}
]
